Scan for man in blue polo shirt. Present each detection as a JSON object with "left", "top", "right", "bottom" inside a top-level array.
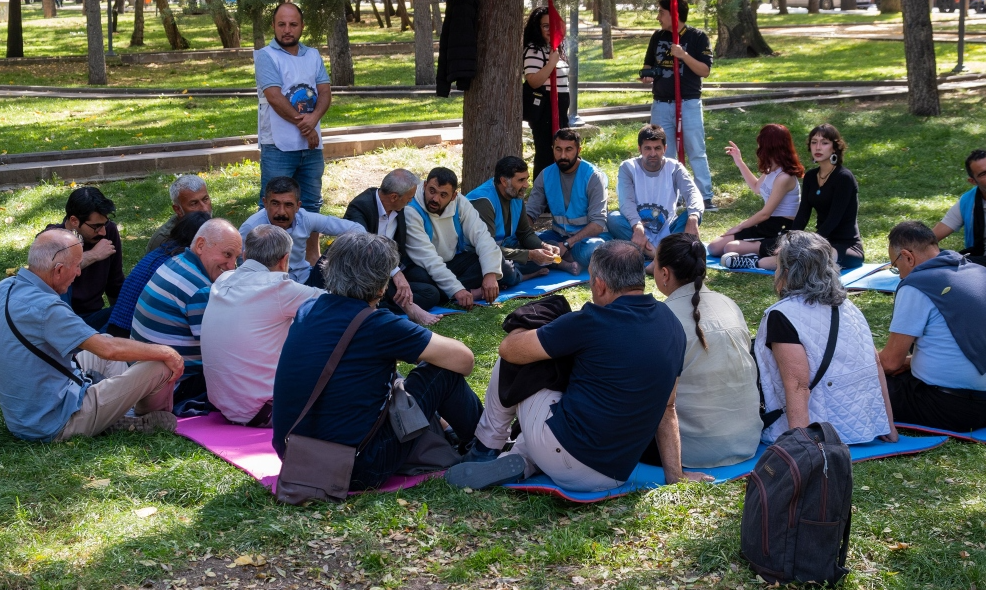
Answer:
[
  {"left": 446, "top": 240, "right": 711, "bottom": 491},
  {"left": 0, "top": 229, "right": 184, "bottom": 441},
  {"left": 525, "top": 128, "right": 611, "bottom": 275}
]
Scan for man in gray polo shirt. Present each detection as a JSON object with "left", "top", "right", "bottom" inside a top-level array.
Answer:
[{"left": 0, "top": 229, "right": 185, "bottom": 442}]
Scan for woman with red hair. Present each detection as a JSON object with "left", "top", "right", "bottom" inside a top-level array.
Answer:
[{"left": 709, "top": 124, "right": 805, "bottom": 270}]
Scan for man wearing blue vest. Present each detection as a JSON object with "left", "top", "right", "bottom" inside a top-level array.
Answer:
[
  {"left": 526, "top": 128, "right": 612, "bottom": 274},
  {"left": 933, "top": 149, "right": 986, "bottom": 267},
  {"left": 404, "top": 168, "right": 503, "bottom": 310},
  {"left": 466, "top": 156, "right": 560, "bottom": 287}
]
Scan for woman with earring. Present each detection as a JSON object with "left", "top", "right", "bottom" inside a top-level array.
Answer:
[
  {"left": 649, "top": 233, "right": 761, "bottom": 468},
  {"left": 788, "top": 124, "right": 865, "bottom": 269},
  {"left": 523, "top": 7, "right": 569, "bottom": 180},
  {"left": 708, "top": 124, "right": 805, "bottom": 271}
]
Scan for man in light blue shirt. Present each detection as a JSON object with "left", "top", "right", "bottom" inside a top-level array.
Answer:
[
  {"left": 239, "top": 176, "right": 364, "bottom": 288},
  {"left": 0, "top": 229, "right": 184, "bottom": 441}
]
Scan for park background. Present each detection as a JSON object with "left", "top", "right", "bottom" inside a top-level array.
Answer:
[{"left": 1, "top": 1, "right": 986, "bottom": 588}]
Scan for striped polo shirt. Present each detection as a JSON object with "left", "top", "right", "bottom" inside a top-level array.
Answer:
[{"left": 131, "top": 248, "right": 212, "bottom": 379}]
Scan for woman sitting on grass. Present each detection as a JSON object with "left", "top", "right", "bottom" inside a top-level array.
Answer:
[
  {"left": 788, "top": 123, "right": 865, "bottom": 269},
  {"left": 652, "top": 232, "right": 762, "bottom": 468},
  {"left": 709, "top": 124, "right": 804, "bottom": 271}
]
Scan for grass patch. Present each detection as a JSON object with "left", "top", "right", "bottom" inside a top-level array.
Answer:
[{"left": 1, "top": 94, "right": 985, "bottom": 588}]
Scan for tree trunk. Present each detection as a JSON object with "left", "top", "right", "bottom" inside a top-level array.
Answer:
[
  {"left": 250, "top": 1, "right": 266, "bottom": 48},
  {"left": 431, "top": 0, "right": 441, "bottom": 36},
  {"left": 716, "top": 0, "right": 773, "bottom": 58},
  {"left": 881, "top": 0, "right": 902, "bottom": 12},
  {"left": 777, "top": 0, "right": 789, "bottom": 15},
  {"left": 396, "top": 0, "right": 412, "bottom": 31},
  {"left": 384, "top": 0, "right": 394, "bottom": 26},
  {"left": 413, "top": 0, "right": 435, "bottom": 84},
  {"left": 345, "top": 0, "right": 354, "bottom": 21},
  {"left": 329, "top": 2, "right": 356, "bottom": 86},
  {"left": 42, "top": 0, "right": 56, "bottom": 18},
  {"left": 808, "top": 0, "right": 820, "bottom": 12},
  {"left": 204, "top": 0, "right": 241, "bottom": 48},
  {"left": 6, "top": 0, "right": 23, "bottom": 58},
  {"left": 461, "top": 0, "right": 523, "bottom": 193},
  {"left": 901, "top": 0, "right": 940, "bottom": 115},
  {"left": 843, "top": 0, "right": 858, "bottom": 9},
  {"left": 131, "top": 0, "right": 145, "bottom": 46},
  {"left": 599, "top": 0, "right": 613, "bottom": 58},
  {"left": 370, "top": 0, "right": 385, "bottom": 27},
  {"left": 610, "top": 0, "right": 618, "bottom": 27},
  {"left": 85, "top": 0, "right": 108, "bottom": 85},
  {"left": 156, "top": 0, "right": 191, "bottom": 49},
  {"left": 353, "top": 0, "right": 361, "bottom": 21}
]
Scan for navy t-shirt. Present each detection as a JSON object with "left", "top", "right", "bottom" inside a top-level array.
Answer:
[
  {"left": 271, "top": 293, "right": 432, "bottom": 458},
  {"left": 536, "top": 294, "right": 686, "bottom": 480}
]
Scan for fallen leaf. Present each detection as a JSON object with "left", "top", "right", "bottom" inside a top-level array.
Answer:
[
  {"left": 139, "top": 560, "right": 156, "bottom": 567},
  {"left": 134, "top": 507, "right": 158, "bottom": 518},
  {"left": 234, "top": 555, "right": 255, "bottom": 566},
  {"left": 572, "top": 576, "right": 586, "bottom": 585},
  {"left": 396, "top": 498, "right": 409, "bottom": 507},
  {"left": 960, "top": 550, "right": 971, "bottom": 558},
  {"left": 84, "top": 478, "right": 111, "bottom": 489},
  {"left": 888, "top": 542, "right": 909, "bottom": 551}
]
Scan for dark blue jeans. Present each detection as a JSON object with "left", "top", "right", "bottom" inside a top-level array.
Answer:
[
  {"left": 258, "top": 144, "right": 325, "bottom": 213},
  {"left": 350, "top": 363, "right": 482, "bottom": 490}
]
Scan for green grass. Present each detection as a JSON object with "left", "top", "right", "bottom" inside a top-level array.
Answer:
[{"left": 1, "top": 94, "right": 985, "bottom": 588}]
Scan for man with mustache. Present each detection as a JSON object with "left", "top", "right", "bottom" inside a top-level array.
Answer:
[
  {"left": 526, "top": 128, "right": 612, "bottom": 275},
  {"left": 606, "top": 124, "right": 703, "bottom": 268},
  {"left": 404, "top": 167, "right": 503, "bottom": 310},
  {"left": 239, "top": 176, "right": 365, "bottom": 289},
  {"left": 254, "top": 1, "right": 331, "bottom": 271},
  {"left": 466, "top": 156, "right": 560, "bottom": 287}
]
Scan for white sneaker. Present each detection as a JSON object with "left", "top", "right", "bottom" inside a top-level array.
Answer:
[{"left": 721, "top": 252, "right": 760, "bottom": 269}]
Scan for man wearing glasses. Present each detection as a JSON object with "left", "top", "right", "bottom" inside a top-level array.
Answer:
[{"left": 44, "top": 187, "right": 124, "bottom": 331}]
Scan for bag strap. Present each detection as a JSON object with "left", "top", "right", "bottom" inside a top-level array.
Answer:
[
  {"left": 838, "top": 511, "right": 852, "bottom": 568},
  {"left": 808, "top": 305, "right": 840, "bottom": 391},
  {"left": 4, "top": 286, "right": 85, "bottom": 387},
  {"left": 284, "top": 306, "right": 376, "bottom": 441}
]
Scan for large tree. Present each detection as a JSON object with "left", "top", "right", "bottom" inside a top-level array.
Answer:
[
  {"left": 204, "top": 0, "right": 242, "bottom": 48},
  {"left": 461, "top": 0, "right": 523, "bottom": 193},
  {"left": 6, "top": 0, "right": 23, "bottom": 58},
  {"left": 413, "top": 0, "right": 435, "bottom": 85},
  {"left": 299, "top": 0, "right": 355, "bottom": 86},
  {"left": 42, "top": 0, "right": 56, "bottom": 18},
  {"left": 901, "top": 0, "right": 940, "bottom": 115},
  {"left": 715, "top": 0, "right": 773, "bottom": 58},
  {"left": 131, "top": 0, "right": 145, "bottom": 46},
  {"left": 155, "top": 0, "right": 191, "bottom": 49},
  {"left": 85, "top": 0, "right": 107, "bottom": 85},
  {"left": 599, "top": 0, "right": 614, "bottom": 58},
  {"left": 881, "top": 0, "right": 902, "bottom": 12}
]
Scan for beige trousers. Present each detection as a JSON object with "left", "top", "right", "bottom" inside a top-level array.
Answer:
[{"left": 54, "top": 351, "right": 174, "bottom": 441}]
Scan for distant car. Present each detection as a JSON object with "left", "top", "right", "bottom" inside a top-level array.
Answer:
[
  {"left": 770, "top": 0, "right": 873, "bottom": 8},
  {"left": 935, "top": 0, "right": 986, "bottom": 12}
]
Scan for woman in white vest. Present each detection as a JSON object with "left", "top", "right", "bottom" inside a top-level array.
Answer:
[
  {"left": 709, "top": 124, "right": 804, "bottom": 271},
  {"left": 755, "top": 231, "right": 898, "bottom": 445}
]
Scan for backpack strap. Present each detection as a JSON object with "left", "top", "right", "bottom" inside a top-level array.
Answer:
[
  {"left": 838, "top": 511, "right": 852, "bottom": 569},
  {"left": 4, "top": 285, "right": 85, "bottom": 387},
  {"left": 808, "top": 305, "right": 840, "bottom": 392}
]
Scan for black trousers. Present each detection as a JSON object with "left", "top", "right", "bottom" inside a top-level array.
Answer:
[
  {"left": 403, "top": 251, "right": 484, "bottom": 304},
  {"left": 887, "top": 369, "right": 986, "bottom": 432},
  {"left": 530, "top": 92, "right": 570, "bottom": 181}
]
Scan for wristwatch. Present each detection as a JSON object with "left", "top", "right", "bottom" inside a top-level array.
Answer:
[{"left": 563, "top": 240, "right": 571, "bottom": 249}]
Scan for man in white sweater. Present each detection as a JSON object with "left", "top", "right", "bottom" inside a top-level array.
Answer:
[{"left": 404, "top": 168, "right": 503, "bottom": 309}]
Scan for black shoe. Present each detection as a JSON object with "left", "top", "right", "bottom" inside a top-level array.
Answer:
[
  {"left": 703, "top": 199, "right": 719, "bottom": 212},
  {"left": 721, "top": 252, "right": 760, "bottom": 269},
  {"left": 444, "top": 454, "right": 527, "bottom": 490}
]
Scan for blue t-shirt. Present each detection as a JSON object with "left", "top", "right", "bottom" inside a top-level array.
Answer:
[
  {"left": 536, "top": 294, "right": 686, "bottom": 480},
  {"left": 890, "top": 285, "right": 986, "bottom": 391},
  {"left": 0, "top": 271, "right": 97, "bottom": 441},
  {"left": 272, "top": 293, "right": 433, "bottom": 458}
]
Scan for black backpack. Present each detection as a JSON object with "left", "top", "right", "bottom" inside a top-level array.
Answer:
[{"left": 741, "top": 422, "right": 853, "bottom": 585}]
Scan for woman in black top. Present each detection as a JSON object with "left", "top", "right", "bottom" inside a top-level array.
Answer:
[
  {"left": 523, "top": 7, "right": 570, "bottom": 180},
  {"left": 790, "top": 124, "right": 865, "bottom": 269}
]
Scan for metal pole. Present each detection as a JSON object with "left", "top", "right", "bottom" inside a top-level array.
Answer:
[
  {"left": 568, "top": 4, "right": 585, "bottom": 127},
  {"left": 106, "top": 0, "right": 115, "bottom": 57},
  {"left": 953, "top": 0, "right": 967, "bottom": 73}
]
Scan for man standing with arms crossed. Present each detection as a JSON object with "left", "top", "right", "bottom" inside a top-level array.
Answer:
[{"left": 255, "top": 2, "right": 331, "bottom": 266}]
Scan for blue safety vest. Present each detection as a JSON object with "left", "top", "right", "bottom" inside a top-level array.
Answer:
[
  {"left": 959, "top": 186, "right": 979, "bottom": 250},
  {"left": 542, "top": 160, "right": 595, "bottom": 236},
  {"left": 408, "top": 197, "right": 467, "bottom": 254},
  {"left": 465, "top": 178, "right": 524, "bottom": 244}
]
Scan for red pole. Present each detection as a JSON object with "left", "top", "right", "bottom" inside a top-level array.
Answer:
[
  {"left": 549, "top": 0, "right": 560, "bottom": 134},
  {"left": 670, "top": 0, "right": 685, "bottom": 163}
]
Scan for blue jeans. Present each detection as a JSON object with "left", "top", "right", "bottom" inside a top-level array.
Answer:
[
  {"left": 651, "top": 99, "right": 713, "bottom": 202},
  {"left": 606, "top": 210, "right": 700, "bottom": 248},
  {"left": 537, "top": 229, "right": 612, "bottom": 269},
  {"left": 259, "top": 143, "right": 325, "bottom": 213}
]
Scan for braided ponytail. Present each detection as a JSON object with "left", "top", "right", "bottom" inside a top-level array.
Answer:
[
  {"left": 656, "top": 233, "right": 709, "bottom": 350},
  {"left": 689, "top": 240, "right": 709, "bottom": 350}
]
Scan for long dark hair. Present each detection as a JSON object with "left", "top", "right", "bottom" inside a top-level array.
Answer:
[
  {"left": 756, "top": 124, "right": 805, "bottom": 178},
  {"left": 163, "top": 211, "right": 211, "bottom": 256},
  {"left": 523, "top": 7, "right": 550, "bottom": 49},
  {"left": 656, "top": 233, "right": 709, "bottom": 350}
]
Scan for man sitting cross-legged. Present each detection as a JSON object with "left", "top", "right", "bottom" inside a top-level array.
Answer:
[
  {"left": 272, "top": 232, "right": 484, "bottom": 491},
  {"left": 343, "top": 168, "right": 443, "bottom": 325},
  {"left": 879, "top": 221, "right": 986, "bottom": 432},
  {"left": 131, "top": 219, "right": 242, "bottom": 413},
  {"left": 446, "top": 241, "right": 712, "bottom": 491},
  {"left": 147, "top": 174, "right": 213, "bottom": 253},
  {"left": 466, "top": 156, "right": 561, "bottom": 287},
  {"left": 933, "top": 149, "right": 986, "bottom": 267},
  {"left": 526, "top": 128, "right": 612, "bottom": 275},
  {"left": 239, "top": 176, "right": 365, "bottom": 289},
  {"left": 202, "top": 224, "right": 321, "bottom": 427},
  {"left": 0, "top": 229, "right": 184, "bottom": 442},
  {"left": 404, "top": 167, "right": 503, "bottom": 310}
]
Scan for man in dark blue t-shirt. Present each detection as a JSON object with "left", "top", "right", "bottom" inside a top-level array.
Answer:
[
  {"left": 446, "top": 240, "right": 709, "bottom": 492},
  {"left": 271, "top": 232, "right": 483, "bottom": 490}
]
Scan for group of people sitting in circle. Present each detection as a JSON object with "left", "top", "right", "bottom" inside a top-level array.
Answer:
[{"left": 1, "top": 121, "right": 984, "bottom": 495}]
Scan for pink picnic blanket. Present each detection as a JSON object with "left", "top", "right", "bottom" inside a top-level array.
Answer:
[{"left": 175, "top": 413, "right": 441, "bottom": 494}]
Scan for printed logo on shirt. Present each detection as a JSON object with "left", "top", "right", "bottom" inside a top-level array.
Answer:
[
  {"left": 285, "top": 83, "right": 318, "bottom": 114},
  {"left": 638, "top": 204, "right": 670, "bottom": 234}
]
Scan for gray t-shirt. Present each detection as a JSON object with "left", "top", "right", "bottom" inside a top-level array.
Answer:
[
  {"left": 941, "top": 197, "right": 986, "bottom": 240},
  {"left": 0, "top": 270, "right": 96, "bottom": 441}
]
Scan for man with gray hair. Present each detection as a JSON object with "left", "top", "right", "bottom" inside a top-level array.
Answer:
[
  {"left": 132, "top": 218, "right": 242, "bottom": 414},
  {"left": 447, "top": 240, "right": 703, "bottom": 491},
  {"left": 0, "top": 229, "right": 184, "bottom": 441},
  {"left": 272, "top": 232, "right": 483, "bottom": 492},
  {"left": 344, "top": 168, "right": 442, "bottom": 325},
  {"left": 147, "top": 175, "right": 213, "bottom": 253},
  {"left": 201, "top": 224, "right": 321, "bottom": 426}
]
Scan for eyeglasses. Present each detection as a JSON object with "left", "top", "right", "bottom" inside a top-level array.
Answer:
[
  {"left": 888, "top": 250, "right": 904, "bottom": 275},
  {"left": 50, "top": 241, "right": 81, "bottom": 263},
  {"left": 83, "top": 221, "right": 107, "bottom": 232}
]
